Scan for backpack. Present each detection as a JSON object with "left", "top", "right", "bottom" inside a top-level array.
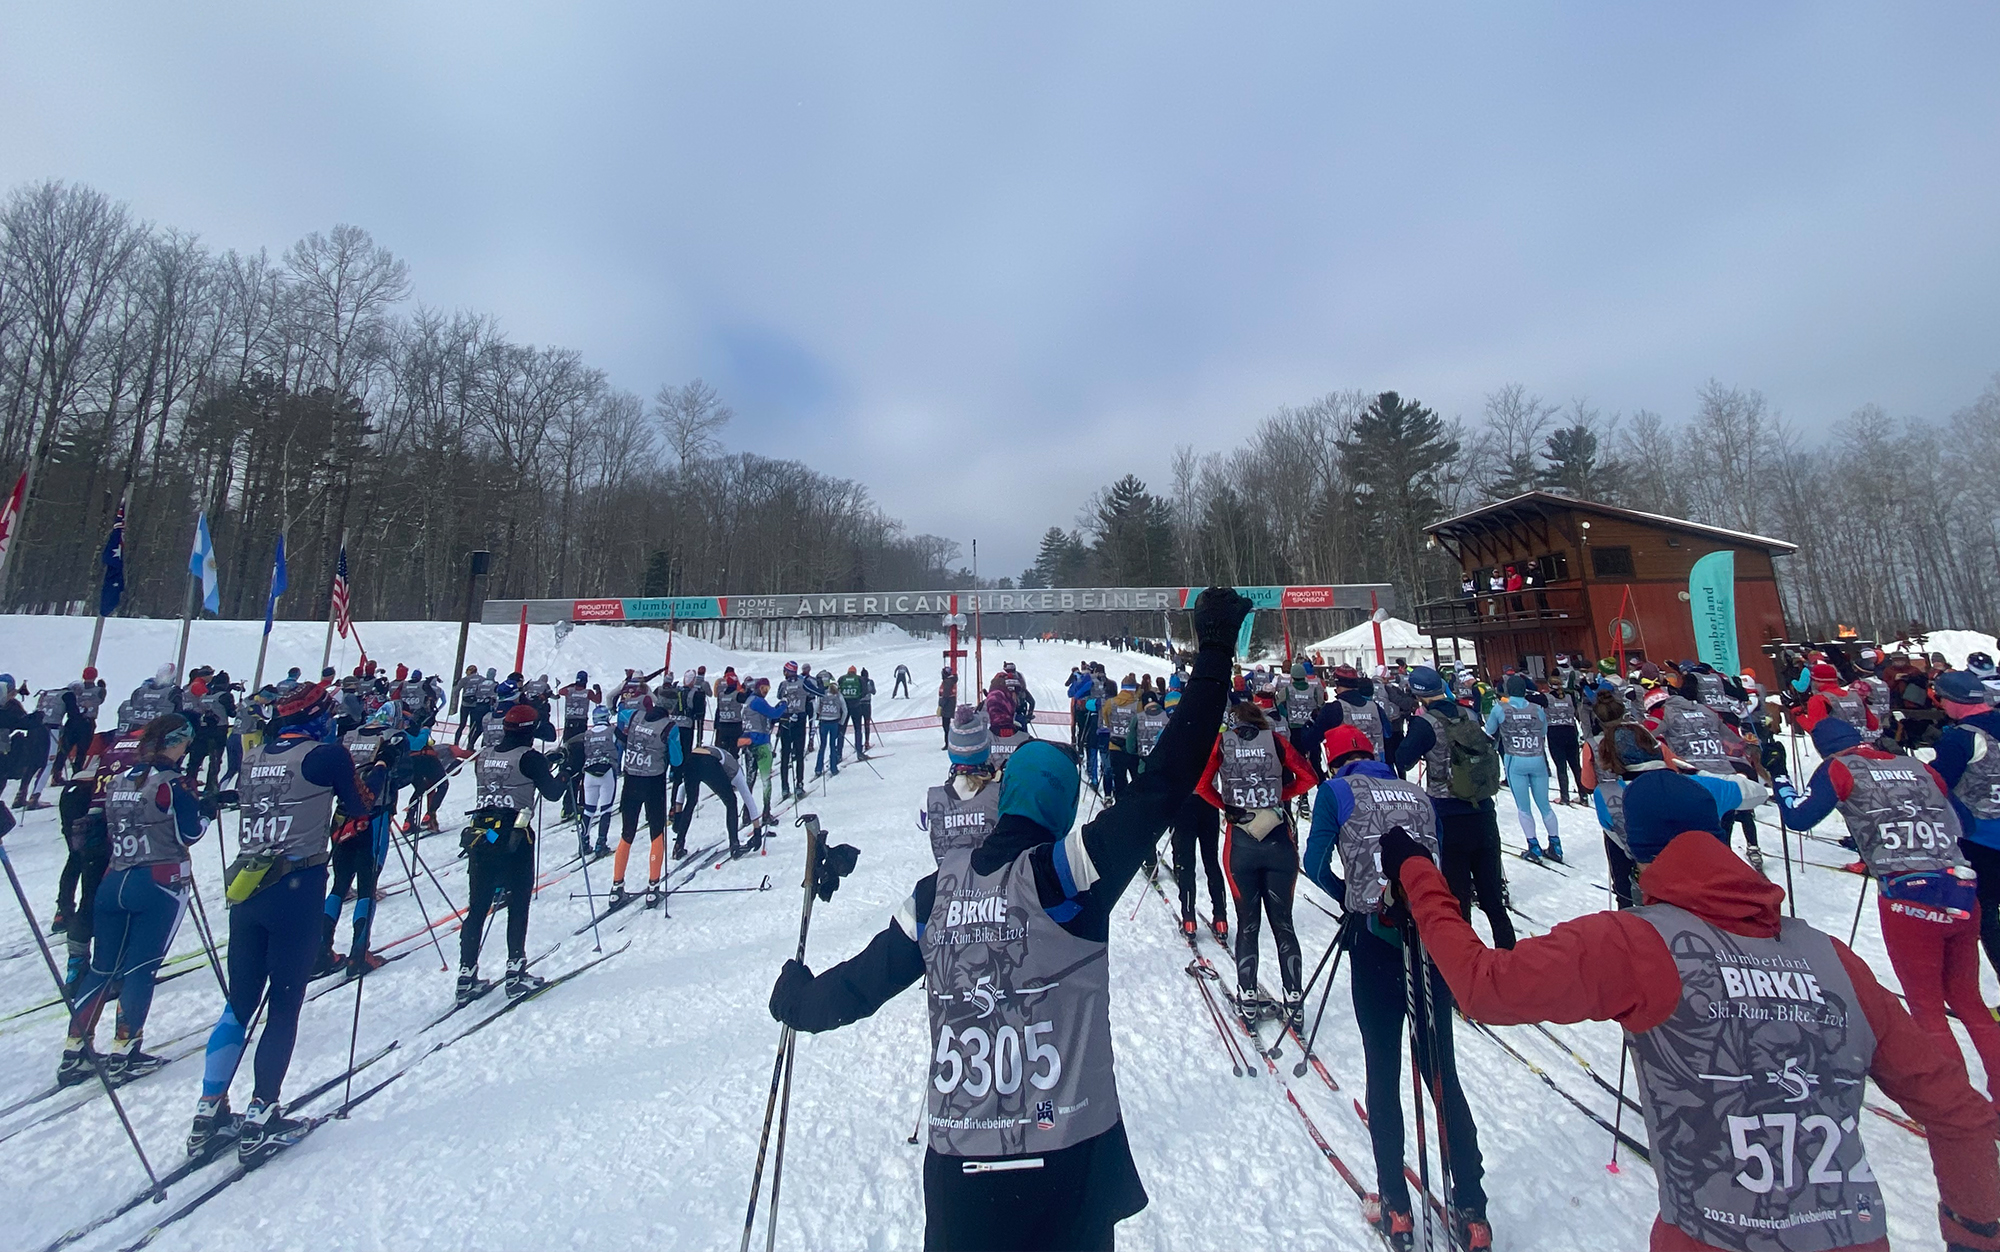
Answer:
[{"left": 1437, "top": 707, "right": 1501, "bottom": 802}]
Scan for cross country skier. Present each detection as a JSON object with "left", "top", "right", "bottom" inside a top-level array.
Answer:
[
  {"left": 51, "top": 712, "right": 136, "bottom": 977},
  {"left": 1101, "top": 675, "right": 1140, "bottom": 798},
  {"left": 1580, "top": 694, "right": 1670, "bottom": 909},
  {"left": 1933, "top": 668, "right": 2000, "bottom": 983},
  {"left": 316, "top": 709, "right": 405, "bottom": 979},
  {"left": 920, "top": 707, "right": 1001, "bottom": 861},
  {"left": 126, "top": 663, "right": 181, "bottom": 725},
  {"left": 999, "top": 660, "right": 1033, "bottom": 731},
  {"left": 458, "top": 703, "right": 567, "bottom": 1002},
  {"left": 712, "top": 668, "right": 746, "bottom": 759},
  {"left": 1304, "top": 723, "right": 1490, "bottom": 1250},
  {"left": 191, "top": 681, "right": 369, "bottom": 1166},
  {"left": 892, "top": 662, "right": 911, "bottom": 699},
  {"left": 557, "top": 670, "right": 596, "bottom": 819},
  {"left": 1766, "top": 714, "right": 2000, "bottom": 1097},
  {"left": 814, "top": 680, "right": 847, "bottom": 778},
  {"left": 15, "top": 681, "right": 64, "bottom": 808},
  {"left": 1647, "top": 676, "right": 1766, "bottom": 872},
  {"left": 777, "top": 662, "right": 812, "bottom": 799},
  {"left": 1541, "top": 674, "right": 1584, "bottom": 805},
  {"left": 1196, "top": 694, "right": 1316, "bottom": 1026},
  {"left": 400, "top": 723, "right": 450, "bottom": 836},
  {"left": 1377, "top": 768, "right": 2000, "bottom": 1252},
  {"left": 685, "top": 667, "right": 709, "bottom": 747},
  {"left": 55, "top": 667, "right": 105, "bottom": 781},
  {"left": 452, "top": 665, "right": 481, "bottom": 747},
  {"left": 1485, "top": 673, "right": 1562, "bottom": 862},
  {"left": 57, "top": 714, "right": 213, "bottom": 1086},
  {"left": 742, "top": 677, "right": 786, "bottom": 816},
  {"left": 670, "top": 740, "right": 765, "bottom": 860},
  {"left": 573, "top": 705, "right": 618, "bottom": 859},
  {"left": 610, "top": 693, "right": 674, "bottom": 907},
  {"left": 937, "top": 666, "right": 958, "bottom": 748},
  {"left": 1281, "top": 660, "right": 1325, "bottom": 793},
  {"left": 1803, "top": 660, "right": 1879, "bottom": 743},
  {"left": 1395, "top": 666, "right": 1514, "bottom": 949},
  {"left": 767, "top": 587, "right": 1250, "bottom": 1252},
  {"left": 837, "top": 666, "right": 869, "bottom": 759}
]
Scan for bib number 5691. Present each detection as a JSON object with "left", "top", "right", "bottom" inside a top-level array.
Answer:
[{"left": 934, "top": 1021, "right": 1060, "bottom": 1097}]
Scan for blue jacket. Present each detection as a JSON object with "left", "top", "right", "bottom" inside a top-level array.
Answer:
[
  {"left": 744, "top": 696, "right": 787, "bottom": 746},
  {"left": 1933, "top": 709, "right": 2000, "bottom": 849}
]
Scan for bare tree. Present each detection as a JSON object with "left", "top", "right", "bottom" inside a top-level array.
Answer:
[
  {"left": 653, "top": 377, "right": 733, "bottom": 473},
  {"left": 284, "top": 224, "right": 410, "bottom": 397}
]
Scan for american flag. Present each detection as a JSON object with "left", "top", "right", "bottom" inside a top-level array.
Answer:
[{"left": 331, "top": 543, "right": 352, "bottom": 638}]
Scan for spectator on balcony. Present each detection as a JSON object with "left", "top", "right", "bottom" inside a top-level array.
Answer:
[{"left": 1459, "top": 573, "right": 1476, "bottom": 599}]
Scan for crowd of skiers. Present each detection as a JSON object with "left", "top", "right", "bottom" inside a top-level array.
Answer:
[
  {"left": 772, "top": 604, "right": 2000, "bottom": 1252},
  {"left": 3, "top": 606, "right": 2000, "bottom": 1252}
]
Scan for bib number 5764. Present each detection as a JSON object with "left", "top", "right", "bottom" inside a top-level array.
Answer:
[{"left": 934, "top": 1021, "right": 1061, "bottom": 1097}]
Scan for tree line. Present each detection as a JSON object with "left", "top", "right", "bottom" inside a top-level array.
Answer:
[
  {"left": 1025, "top": 378, "right": 2000, "bottom": 643},
  {"left": 0, "top": 180, "right": 968, "bottom": 625}
]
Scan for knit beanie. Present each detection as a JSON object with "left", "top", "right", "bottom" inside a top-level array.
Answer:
[{"left": 947, "top": 705, "right": 993, "bottom": 766}]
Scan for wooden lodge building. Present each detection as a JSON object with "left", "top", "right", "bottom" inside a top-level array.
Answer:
[{"left": 1415, "top": 491, "right": 1797, "bottom": 686}]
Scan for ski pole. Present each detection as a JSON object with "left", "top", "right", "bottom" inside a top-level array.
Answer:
[
  {"left": 1294, "top": 914, "right": 1352, "bottom": 1079},
  {"left": 1414, "top": 936, "right": 1459, "bottom": 1244},
  {"left": 906, "top": 1085, "right": 926, "bottom": 1145},
  {"left": 183, "top": 876, "right": 231, "bottom": 999},
  {"left": 1848, "top": 871, "right": 1871, "bottom": 947},
  {"left": 765, "top": 1027, "right": 800, "bottom": 1252},
  {"left": 338, "top": 964, "right": 365, "bottom": 1116},
  {"left": 1298, "top": 912, "right": 1348, "bottom": 1004},
  {"left": 742, "top": 815, "right": 823, "bottom": 1252},
  {"left": 577, "top": 825, "right": 604, "bottom": 954},
  {"left": 384, "top": 812, "right": 452, "bottom": 971},
  {"left": 1607, "top": 1043, "right": 1630, "bottom": 1174},
  {"left": 0, "top": 839, "right": 167, "bottom": 1202},
  {"left": 1402, "top": 926, "right": 1436, "bottom": 1252}
]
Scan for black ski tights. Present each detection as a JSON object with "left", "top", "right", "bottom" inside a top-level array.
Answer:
[
  {"left": 1439, "top": 806, "right": 1516, "bottom": 949},
  {"left": 462, "top": 837, "right": 534, "bottom": 967},
  {"left": 1961, "top": 839, "right": 2000, "bottom": 983},
  {"left": 1224, "top": 826, "right": 1302, "bottom": 997},
  {"left": 1349, "top": 928, "right": 1486, "bottom": 1214},
  {"left": 1170, "top": 794, "right": 1226, "bottom": 924},
  {"left": 1547, "top": 725, "right": 1582, "bottom": 802}
]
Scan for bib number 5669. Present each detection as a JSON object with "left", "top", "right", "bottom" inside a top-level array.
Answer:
[{"left": 934, "top": 1022, "right": 1060, "bottom": 1097}]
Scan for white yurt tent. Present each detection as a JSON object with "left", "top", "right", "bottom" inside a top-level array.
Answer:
[{"left": 1301, "top": 615, "right": 1473, "bottom": 670}]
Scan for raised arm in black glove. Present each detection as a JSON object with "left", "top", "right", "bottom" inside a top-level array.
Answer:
[{"left": 1191, "top": 586, "right": 1255, "bottom": 652}]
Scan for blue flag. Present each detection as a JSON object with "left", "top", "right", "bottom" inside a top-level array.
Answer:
[
  {"left": 263, "top": 534, "right": 288, "bottom": 635},
  {"left": 98, "top": 500, "right": 126, "bottom": 617},
  {"left": 189, "top": 512, "right": 220, "bottom": 615}
]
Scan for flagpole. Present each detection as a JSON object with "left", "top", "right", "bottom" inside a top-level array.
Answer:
[
  {"left": 321, "top": 528, "right": 346, "bottom": 673},
  {"left": 253, "top": 533, "right": 289, "bottom": 693},
  {"left": 175, "top": 571, "right": 197, "bottom": 678}
]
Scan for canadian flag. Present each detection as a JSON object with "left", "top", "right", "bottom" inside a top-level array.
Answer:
[{"left": 0, "top": 471, "right": 27, "bottom": 574}]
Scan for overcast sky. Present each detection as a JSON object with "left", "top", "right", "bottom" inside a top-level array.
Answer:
[{"left": 4, "top": 3, "right": 1996, "bottom": 576}]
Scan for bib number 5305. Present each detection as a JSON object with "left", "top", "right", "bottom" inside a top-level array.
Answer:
[{"left": 934, "top": 1022, "right": 1061, "bottom": 1097}]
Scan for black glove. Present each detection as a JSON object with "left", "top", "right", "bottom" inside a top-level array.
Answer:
[
  {"left": 769, "top": 957, "right": 812, "bottom": 1025},
  {"left": 1222, "top": 804, "right": 1251, "bottom": 827},
  {"left": 814, "top": 842, "right": 859, "bottom": 902},
  {"left": 1378, "top": 825, "right": 1431, "bottom": 888},
  {"left": 1758, "top": 737, "right": 1787, "bottom": 779},
  {"left": 1191, "top": 587, "right": 1256, "bottom": 650}
]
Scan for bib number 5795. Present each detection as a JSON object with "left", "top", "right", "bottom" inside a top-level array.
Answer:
[{"left": 934, "top": 1021, "right": 1061, "bottom": 1097}]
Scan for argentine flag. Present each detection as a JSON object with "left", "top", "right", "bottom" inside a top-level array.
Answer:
[{"left": 189, "top": 511, "right": 221, "bottom": 614}]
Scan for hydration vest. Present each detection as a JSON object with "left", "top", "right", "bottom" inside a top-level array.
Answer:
[
  {"left": 1336, "top": 772, "right": 1437, "bottom": 915},
  {"left": 923, "top": 845, "right": 1121, "bottom": 1158},
  {"left": 76, "top": 685, "right": 104, "bottom": 720},
  {"left": 105, "top": 766, "right": 191, "bottom": 873},
  {"left": 777, "top": 679, "right": 809, "bottom": 722},
  {"left": 475, "top": 746, "right": 538, "bottom": 813},
  {"left": 1339, "top": 698, "right": 1386, "bottom": 760},
  {"left": 923, "top": 778, "right": 1002, "bottom": 862},
  {"left": 1626, "top": 904, "right": 1883, "bottom": 1251},
  {"left": 583, "top": 724, "right": 618, "bottom": 773},
  {"left": 1285, "top": 682, "right": 1321, "bottom": 729},
  {"left": 35, "top": 688, "right": 65, "bottom": 722},
  {"left": 1133, "top": 706, "right": 1170, "bottom": 757},
  {"left": 713, "top": 688, "right": 743, "bottom": 726},
  {"left": 1497, "top": 705, "right": 1546, "bottom": 758},
  {"left": 1216, "top": 726, "right": 1284, "bottom": 812},
  {"left": 1831, "top": 750, "right": 1967, "bottom": 878},
  {"left": 1595, "top": 776, "right": 1631, "bottom": 854},
  {"left": 127, "top": 683, "right": 174, "bottom": 724},
  {"left": 816, "top": 693, "right": 844, "bottom": 723},
  {"left": 1693, "top": 671, "right": 1735, "bottom": 716},
  {"left": 622, "top": 716, "right": 669, "bottom": 777},
  {"left": 480, "top": 719, "right": 505, "bottom": 751},
  {"left": 238, "top": 740, "right": 339, "bottom": 865}
]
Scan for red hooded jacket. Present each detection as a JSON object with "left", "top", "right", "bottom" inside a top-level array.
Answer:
[{"left": 1399, "top": 830, "right": 2000, "bottom": 1251}]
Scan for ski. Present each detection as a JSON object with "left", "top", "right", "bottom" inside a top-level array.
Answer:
[
  {"left": 114, "top": 1118, "right": 333, "bottom": 1251},
  {"left": 420, "top": 943, "right": 558, "bottom": 1029},
  {"left": 1521, "top": 1022, "right": 1641, "bottom": 1114},
  {"left": 1863, "top": 1099, "right": 1926, "bottom": 1139},
  {"left": 1285, "top": 1088, "right": 1404, "bottom": 1251},
  {"left": 448, "top": 941, "right": 632, "bottom": 1045},
  {"left": 1, "top": 1034, "right": 210, "bottom": 1144},
  {"left": 304, "top": 951, "right": 412, "bottom": 1003},
  {"left": 1461, "top": 1019, "right": 1650, "bottom": 1162},
  {"left": 572, "top": 892, "right": 641, "bottom": 934}
]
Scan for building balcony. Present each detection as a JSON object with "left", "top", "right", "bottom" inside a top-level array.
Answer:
[{"left": 1414, "top": 583, "right": 1588, "bottom": 636}]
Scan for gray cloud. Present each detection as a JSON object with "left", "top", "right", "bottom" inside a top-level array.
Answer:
[{"left": 5, "top": 2, "right": 1996, "bottom": 575}]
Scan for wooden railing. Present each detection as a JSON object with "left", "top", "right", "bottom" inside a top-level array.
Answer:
[{"left": 1415, "top": 583, "right": 1588, "bottom": 634}]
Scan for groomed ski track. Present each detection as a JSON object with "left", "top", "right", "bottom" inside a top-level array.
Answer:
[{"left": 0, "top": 615, "right": 1988, "bottom": 1250}]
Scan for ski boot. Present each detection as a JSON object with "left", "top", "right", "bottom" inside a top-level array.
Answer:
[
  {"left": 593, "top": 837, "right": 610, "bottom": 859},
  {"left": 746, "top": 829, "right": 766, "bottom": 854},
  {"left": 578, "top": 835, "right": 592, "bottom": 862},
  {"left": 1284, "top": 991, "right": 1305, "bottom": 1035},
  {"left": 1211, "top": 916, "right": 1229, "bottom": 942},
  {"left": 106, "top": 1040, "right": 168, "bottom": 1083},
  {"left": 1840, "top": 860, "right": 1868, "bottom": 875},
  {"left": 422, "top": 814, "right": 440, "bottom": 835},
  {"left": 455, "top": 965, "right": 487, "bottom": 1005},
  {"left": 1181, "top": 917, "right": 1198, "bottom": 938},
  {"left": 671, "top": 838, "right": 687, "bottom": 860},
  {"left": 188, "top": 1094, "right": 236, "bottom": 1158},
  {"left": 1362, "top": 1195, "right": 1415, "bottom": 1251},
  {"left": 48, "top": 910, "right": 67, "bottom": 936},
  {"left": 505, "top": 957, "right": 545, "bottom": 1001},
  {"left": 644, "top": 879, "right": 663, "bottom": 909},
  {"left": 1839, "top": 834, "right": 1858, "bottom": 852},
  {"left": 1455, "top": 1204, "right": 1494, "bottom": 1250},
  {"left": 56, "top": 1043, "right": 95, "bottom": 1088},
  {"left": 1294, "top": 794, "right": 1311, "bottom": 820},
  {"left": 345, "top": 950, "right": 388, "bottom": 978},
  {"left": 1546, "top": 834, "right": 1565, "bottom": 864},
  {"left": 239, "top": 1097, "right": 308, "bottom": 1166},
  {"left": 1524, "top": 838, "right": 1545, "bottom": 862},
  {"left": 1745, "top": 845, "right": 1766, "bottom": 874}
]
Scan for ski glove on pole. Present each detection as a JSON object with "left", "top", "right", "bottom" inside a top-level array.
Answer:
[
  {"left": 813, "top": 844, "right": 860, "bottom": 903},
  {"left": 769, "top": 958, "right": 812, "bottom": 1027}
]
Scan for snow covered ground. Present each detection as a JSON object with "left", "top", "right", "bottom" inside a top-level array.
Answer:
[{"left": 0, "top": 615, "right": 1986, "bottom": 1250}]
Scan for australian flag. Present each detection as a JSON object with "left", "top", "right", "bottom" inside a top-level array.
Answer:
[{"left": 98, "top": 499, "right": 126, "bottom": 617}]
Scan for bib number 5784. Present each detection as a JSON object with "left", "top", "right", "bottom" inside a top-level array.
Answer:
[{"left": 934, "top": 1022, "right": 1061, "bottom": 1097}]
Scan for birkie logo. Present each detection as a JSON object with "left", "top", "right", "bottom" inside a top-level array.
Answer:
[
  {"left": 946, "top": 893, "right": 1008, "bottom": 928},
  {"left": 941, "top": 812, "right": 989, "bottom": 831}
]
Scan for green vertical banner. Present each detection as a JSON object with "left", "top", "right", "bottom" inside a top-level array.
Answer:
[
  {"left": 1687, "top": 550, "right": 1739, "bottom": 675},
  {"left": 1236, "top": 609, "right": 1257, "bottom": 658}
]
